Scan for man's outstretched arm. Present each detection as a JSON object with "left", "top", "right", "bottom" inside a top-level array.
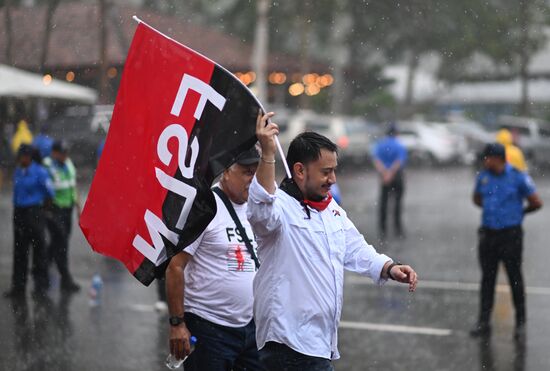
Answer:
[{"left": 166, "top": 251, "right": 193, "bottom": 360}]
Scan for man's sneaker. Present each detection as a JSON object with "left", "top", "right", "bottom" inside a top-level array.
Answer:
[
  {"left": 469, "top": 323, "right": 491, "bottom": 338},
  {"left": 61, "top": 281, "right": 81, "bottom": 293}
]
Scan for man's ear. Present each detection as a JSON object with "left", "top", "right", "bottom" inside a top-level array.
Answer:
[
  {"left": 222, "top": 168, "right": 230, "bottom": 182},
  {"left": 293, "top": 162, "right": 305, "bottom": 180}
]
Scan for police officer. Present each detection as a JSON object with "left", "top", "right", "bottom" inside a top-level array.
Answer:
[
  {"left": 470, "top": 143, "right": 542, "bottom": 340},
  {"left": 372, "top": 123, "right": 408, "bottom": 239},
  {"left": 43, "top": 140, "right": 81, "bottom": 292},
  {"left": 3, "top": 144, "right": 54, "bottom": 298}
]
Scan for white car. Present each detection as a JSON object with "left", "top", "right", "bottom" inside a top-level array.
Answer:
[
  {"left": 444, "top": 120, "right": 493, "bottom": 165},
  {"left": 278, "top": 110, "right": 373, "bottom": 165},
  {"left": 397, "top": 121, "right": 463, "bottom": 165}
]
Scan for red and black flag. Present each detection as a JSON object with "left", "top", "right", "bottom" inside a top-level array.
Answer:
[{"left": 79, "top": 20, "right": 262, "bottom": 285}]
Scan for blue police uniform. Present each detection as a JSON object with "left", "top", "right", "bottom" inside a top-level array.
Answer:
[
  {"left": 373, "top": 136, "right": 408, "bottom": 169},
  {"left": 372, "top": 136, "right": 408, "bottom": 236},
  {"left": 9, "top": 162, "right": 54, "bottom": 296},
  {"left": 473, "top": 163, "right": 536, "bottom": 330},
  {"left": 475, "top": 164, "right": 535, "bottom": 230},
  {"left": 13, "top": 162, "right": 54, "bottom": 207}
]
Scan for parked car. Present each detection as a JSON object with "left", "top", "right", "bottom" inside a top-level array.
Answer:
[
  {"left": 495, "top": 115, "right": 550, "bottom": 169},
  {"left": 278, "top": 110, "right": 373, "bottom": 165},
  {"left": 397, "top": 121, "right": 464, "bottom": 165},
  {"left": 444, "top": 120, "right": 494, "bottom": 165},
  {"left": 45, "top": 105, "right": 113, "bottom": 167}
]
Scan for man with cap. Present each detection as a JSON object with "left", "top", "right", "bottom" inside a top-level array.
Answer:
[
  {"left": 43, "top": 140, "right": 81, "bottom": 292},
  {"left": 4, "top": 144, "right": 54, "bottom": 298},
  {"left": 470, "top": 143, "right": 542, "bottom": 340},
  {"left": 165, "top": 146, "right": 265, "bottom": 371},
  {"left": 372, "top": 123, "right": 408, "bottom": 239}
]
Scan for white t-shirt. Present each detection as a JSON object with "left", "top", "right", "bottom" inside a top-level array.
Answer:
[{"left": 184, "top": 188, "right": 257, "bottom": 327}]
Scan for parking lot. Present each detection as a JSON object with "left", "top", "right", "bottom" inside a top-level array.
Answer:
[{"left": 0, "top": 165, "right": 549, "bottom": 370}]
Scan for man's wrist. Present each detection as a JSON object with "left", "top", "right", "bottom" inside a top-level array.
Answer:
[
  {"left": 386, "top": 261, "right": 401, "bottom": 280},
  {"left": 260, "top": 151, "right": 276, "bottom": 160},
  {"left": 169, "top": 315, "right": 185, "bottom": 326}
]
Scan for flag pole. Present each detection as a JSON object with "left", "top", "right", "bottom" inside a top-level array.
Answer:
[
  {"left": 273, "top": 130, "right": 291, "bottom": 178},
  {"left": 131, "top": 15, "right": 292, "bottom": 178}
]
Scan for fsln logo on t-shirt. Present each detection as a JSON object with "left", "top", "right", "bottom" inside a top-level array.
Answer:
[
  {"left": 226, "top": 245, "right": 254, "bottom": 272},
  {"left": 226, "top": 227, "right": 250, "bottom": 243}
]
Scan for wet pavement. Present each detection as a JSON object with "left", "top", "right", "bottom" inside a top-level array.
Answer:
[{"left": 1, "top": 165, "right": 549, "bottom": 371}]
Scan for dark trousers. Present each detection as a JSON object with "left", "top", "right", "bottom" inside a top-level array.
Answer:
[
  {"left": 477, "top": 226, "right": 525, "bottom": 326},
  {"left": 46, "top": 206, "right": 75, "bottom": 285},
  {"left": 378, "top": 172, "right": 404, "bottom": 234},
  {"left": 12, "top": 206, "right": 49, "bottom": 293},
  {"left": 183, "top": 312, "right": 265, "bottom": 371},
  {"left": 259, "top": 342, "right": 334, "bottom": 371}
]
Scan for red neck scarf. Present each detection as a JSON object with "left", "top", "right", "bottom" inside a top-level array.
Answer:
[{"left": 303, "top": 193, "right": 333, "bottom": 211}]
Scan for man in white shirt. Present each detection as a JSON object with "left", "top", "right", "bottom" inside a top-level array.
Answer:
[
  {"left": 249, "top": 112, "right": 418, "bottom": 370},
  {"left": 165, "top": 147, "right": 265, "bottom": 371}
]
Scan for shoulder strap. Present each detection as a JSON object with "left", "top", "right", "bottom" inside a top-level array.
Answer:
[{"left": 212, "top": 186, "right": 260, "bottom": 270}]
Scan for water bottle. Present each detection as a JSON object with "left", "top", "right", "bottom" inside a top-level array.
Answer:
[
  {"left": 88, "top": 273, "right": 103, "bottom": 307},
  {"left": 165, "top": 336, "right": 197, "bottom": 369}
]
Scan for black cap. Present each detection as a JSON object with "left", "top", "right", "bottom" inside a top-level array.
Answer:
[
  {"left": 482, "top": 143, "right": 506, "bottom": 159},
  {"left": 235, "top": 146, "right": 260, "bottom": 165},
  {"left": 52, "top": 140, "right": 68, "bottom": 153},
  {"left": 17, "top": 144, "right": 34, "bottom": 157}
]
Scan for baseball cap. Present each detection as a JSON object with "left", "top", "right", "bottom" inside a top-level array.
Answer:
[
  {"left": 482, "top": 143, "right": 506, "bottom": 159},
  {"left": 52, "top": 140, "right": 69, "bottom": 153},
  {"left": 235, "top": 146, "right": 260, "bottom": 165},
  {"left": 17, "top": 144, "right": 34, "bottom": 157}
]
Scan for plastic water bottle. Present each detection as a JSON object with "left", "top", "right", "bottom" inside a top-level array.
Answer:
[
  {"left": 165, "top": 336, "right": 197, "bottom": 369},
  {"left": 88, "top": 273, "right": 103, "bottom": 307}
]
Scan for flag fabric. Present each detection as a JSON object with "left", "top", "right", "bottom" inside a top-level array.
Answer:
[{"left": 79, "top": 21, "right": 262, "bottom": 286}]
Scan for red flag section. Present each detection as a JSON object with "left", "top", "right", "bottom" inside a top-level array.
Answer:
[{"left": 80, "top": 21, "right": 261, "bottom": 285}]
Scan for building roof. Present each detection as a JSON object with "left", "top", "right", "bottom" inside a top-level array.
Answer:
[
  {"left": 0, "top": 3, "right": 311, "bottom": 73},
  {"left": 437, "top": 79, "right": 550, "bottom": 104}
]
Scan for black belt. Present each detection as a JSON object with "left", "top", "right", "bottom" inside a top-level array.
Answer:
[{"left": 480, "top": 225, "right": 521, "bottom": 234}]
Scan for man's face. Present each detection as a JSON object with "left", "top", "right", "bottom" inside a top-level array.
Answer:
[
  {"left": 222, "top": 163, "right": 258, "bottom": 204},
  {"left": 52, "top": 150, "right": 67, "bottom": 163},
  {"left": 483, "top": 155, "right": 505, "bottom": 173},
  {"left": 18, "top": 154, "right": 32, "bottom": 168},
  {"left": 300, "top": 148, "right": 338, "bottom": 201}
]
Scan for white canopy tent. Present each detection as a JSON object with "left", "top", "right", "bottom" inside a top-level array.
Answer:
[{"left": 0, "top": 64, "right": 97, "bottom": 103}]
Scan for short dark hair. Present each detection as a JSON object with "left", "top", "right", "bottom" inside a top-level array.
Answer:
[{"left": 286, "top": 132, "right": 338, "bottom": 175}]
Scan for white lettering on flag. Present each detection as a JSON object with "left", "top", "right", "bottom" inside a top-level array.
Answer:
[
  {"left": 133, "top": 73, "right": 227, "bottom": 266},
  {"left": 157, "top": 124, "right": 199, "bottom": 179},
  {"left": 154, "top": 167, "right": 197, "bottom": 230},
  {"left": 132, "top": 210, "right": 179, "bottom": 265},
  {"left": 170, "top": 74, "right": 226, "bottom": 119}
]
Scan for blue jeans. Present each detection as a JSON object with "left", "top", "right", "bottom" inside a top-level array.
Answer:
[
  {"left": 183, "top": 312, "right": 265, "bottom": 371},
  {"left": 259, "top": 342, "right": 334, "bottom": 371}
]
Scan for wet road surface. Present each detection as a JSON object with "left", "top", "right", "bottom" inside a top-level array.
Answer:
[{"left": 1, "top": 165, "right": 549, "bottom": 370}]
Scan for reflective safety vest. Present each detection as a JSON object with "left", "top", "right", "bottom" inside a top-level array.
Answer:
[{"left": 43, "top": 157, "right": 77, "bottom": 208}]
